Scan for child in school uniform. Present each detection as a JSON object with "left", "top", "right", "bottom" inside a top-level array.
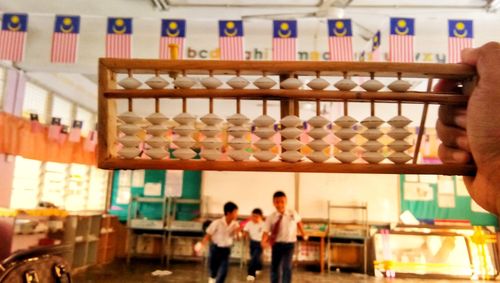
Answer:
[
  {"left": 195, "top": 202, "right": 240, "bottom": 283},
  {"left": 262, "top": 191, "right": 308, "bottom": 283},
  {"left": 243, "top": 208, "right": 264, "bottom": 282}
]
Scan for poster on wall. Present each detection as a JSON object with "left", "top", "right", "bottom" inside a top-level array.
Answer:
[
  {"left": 405, "top": 175, "right": 419, "bottom": 182},
  {"left": 456, "top": 177, "right": 469, "bottom": 196},
  {"left": 144, "top": 182, "right": 162, "bottom": 196},
  {"left": 404, "top": 182, "right": 433, "bottom": 201},
  {"left": 132, "top": 170, "right": 145, "bottom": 187},
  {"left": 419, "top": 175, "right": 438, "bottom": 183},
  {"left": 116, "top": 186, "right": 131, "bottom": 204},
  {"left": 119, "top": 170, "right": 131, "bottom": 187},
  {"left": 165, "top": 170, "right": 183, "bottom": 197},
  {"left": 471, "top": 199, "right": 489, "bottom": 213}
]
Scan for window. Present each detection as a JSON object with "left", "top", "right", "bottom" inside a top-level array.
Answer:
[
  {"left": 51, "top": 95, "right": 73, "bottom": 126},
  {"left": 22, "top": 82, "right": 49, "bottom": 123},
  {"left": 10, "top": 157, "right": 42, "bottom": 209},
  {"left": 0, "top": 67, "right": 6, "bottom": 108},
  {"left": 11, "top": 80, "right": 104, "bottom": 211},
  {"left": 87, "top": 168, "right": 110, "bottom": 211},
  {"left": 40, "top": 162, "right": 68, "bottom": 208},
  {"left": 75, "top": 106, "right": 95, "bottom": 136},
  {"left": 65, "top": 164, "right": 90, "bottom": 211},
  {"left": 11, "top": 160, "right": 110, "bottom": 211}
]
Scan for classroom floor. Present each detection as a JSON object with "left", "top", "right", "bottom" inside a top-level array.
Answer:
[{"left": 73, "top": 259, "right": 490, "bottom": 282}]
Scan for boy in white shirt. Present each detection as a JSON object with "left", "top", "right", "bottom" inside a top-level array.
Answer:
[
  {"left": 196, "top": 202, "right": 240, "bottom": 283},
  {"left": 243, "top": 208, "right": 264, "bottom": 281},
  {"left": 262, "top": 191, "right": 307, "bottom": 283}
]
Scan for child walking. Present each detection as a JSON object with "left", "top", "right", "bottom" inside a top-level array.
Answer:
[
  {"left": 196, "top": 202, "right": 240, "bottom": 283},
  {"left": 243, "top": 208, "right": 264, "bottom": 281},
  {"left": 262, "top": 191, "right": 308, "bottom": 283}
]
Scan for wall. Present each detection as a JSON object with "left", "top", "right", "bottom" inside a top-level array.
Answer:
[
  {"left": 298, "top": 173, "right": 399, "bottom": 223},
  {"left": 202, "top": 171, "right": 296, "bottom": 217},
  {"left": 202, "top": 171, "right": 400, "bottom": 222}
]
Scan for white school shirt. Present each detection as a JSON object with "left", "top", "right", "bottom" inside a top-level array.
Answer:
[
  {"left": 244, "top": 221, "right": 264, "bottom": 241},
  {"left": 264, "top": 209, "right": 302, "bottom": 243},
  {"left": 206, "top": 217, "right": 239, "bottom": 247}
]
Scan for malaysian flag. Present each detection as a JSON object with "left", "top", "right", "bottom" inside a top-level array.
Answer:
[
  {"left": 273, "top": 20, "right": 297, "bottom": 61},
  {"left": 219, "top": 20, "right": 244, "bottom": 60},
  {"left": 51, "top": 15, "right": 80, "bottom": 63},
  {"left": 448, "top": 20, "right": 473, "bottom": 63},
  {"left": 371, "top": 30, "right": 381, "bottom": 61},
  {"left": 160, "top": 19, "right": 186, "bottom": 59},
  {"left": 106, "top": 18, "right": 132, "bottom": 58},
  {"left": 0, "top": 13, "right": 28, "bottom": 62},
  {"left": 389, "top": 18, "right": 414, "bottom": 62},
  {"left": 327, "top": 19, "right": 353, "bottom": 61}
]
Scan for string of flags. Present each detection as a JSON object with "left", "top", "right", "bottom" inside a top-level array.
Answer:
[
  {"left": 0, "top": 13, "right": 475, "bottom": 64},
  {"left": 29, "top": 113, "right": 97, "bottom": 152}
]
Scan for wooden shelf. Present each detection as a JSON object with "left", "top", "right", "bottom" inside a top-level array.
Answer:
[
  {"left": 99, "top": 158, "right": 476, "bottom": 176},
  {"left": 103, "top": 89, "right": 469, "bottom": 105}
]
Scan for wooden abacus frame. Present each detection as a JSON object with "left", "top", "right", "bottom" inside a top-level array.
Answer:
[{"left": 98, "top": 58, "right": 477, "bottom": 175}]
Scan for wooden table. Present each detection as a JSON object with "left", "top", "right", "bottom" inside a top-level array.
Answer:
[{"left": 299, "top": 230, "right": 327, "bottom": 273}]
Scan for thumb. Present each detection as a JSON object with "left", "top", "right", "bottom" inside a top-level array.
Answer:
[{"left": 461, "top": 48, "right": 480, "bottom": 66}]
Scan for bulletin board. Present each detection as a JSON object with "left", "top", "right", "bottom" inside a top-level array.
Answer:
[
  {"left": 400, "top": 175, "right": 497, "bottom": 227},
  {"left": 109, "top": 169, "right": 202, "bottom": 221}
]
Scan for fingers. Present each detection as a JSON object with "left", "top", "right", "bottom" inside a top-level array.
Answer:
[
  {"left": 438, "top": 105, "right": 467, "bottom": 129},
  {"left": 434, "top": 79, "right": 461, "bottom": 93},
  {"left": 461, "top": 48, "right": 480, "bottom": 66},
  {"left": 438, "top": 144, "right": 471, "bottom": 164},
  {"left": 436, "top": 120, "right": 470, "bottom": 151}
]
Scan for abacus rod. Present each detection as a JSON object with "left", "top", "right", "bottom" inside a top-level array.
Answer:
[
  {"left": 413, "top": 77, "right": 434, "bottom": 164},
  {"left": 397, "top": 72, "right": 402, "bottom": 115},
  {"left": 209, "top": 97, "right": 214, "bottom": 113},
  {"left": 155, "top": 98, "right": 159, "bottom": 113},
  {"left": 128, "top": 98, "right": 133, "bottom": 112},
  {"left": 155, "top": 69, "right": 159, "bottom": 77},
  {"left": 316, "top": 99, "right": 321, "bottom": 116},
  {"left": 370, "top": 100, "right": 375, "bottom": 116},
  {"left": 104, "top": 89, "right": 469, "bottom": 105},
  {"left": 236, "top": 97, "right": 241, "bottom": 114},
  {"left": 127, "top": 69, "right": 132, "bottom": 78},
  {"left": 182, "top": 97, "right": 187, "bottom": 113},
  {"left": 343, "top": 100, "right": 348, "bottom": 116},
  {"left": 263, "top": 98, "right": 267, "bottom": 115}
]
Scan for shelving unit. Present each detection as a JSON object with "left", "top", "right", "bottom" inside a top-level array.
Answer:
[
  {"left": 165, "top": 197, "right": 204, "bottom": 266},
  {"left": 63, "top": 213, "right": 102, "bottom": 272},
  {"left": 98, "top": 215, "right": 118, "bottom": 265},
  {"left": 326, "top": 202, "right": 368, "bottom": 274},
  {"left": 0, "top": 210, "right": 68, "bottom": 261},
  {"left": 126, "top": 196, "right": 168, "bottom": 264}
]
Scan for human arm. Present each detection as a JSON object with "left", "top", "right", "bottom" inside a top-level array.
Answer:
[
  {"left": 261, "top": 216, "right": 272, "bottom": 248},
  {"left": 195, "top": 220, "right": 216, "bottom": 252},
  {"left": 436, "top": 42, "right": 500, "bottom": 214},
  {"left": 194, "top": 234, "right": 211, "bottom": 254},
  {"left": 261, "top": 232, "right": 269, "bottom": 249},
  {"left": 297, "top": 221, "right": 308, "bottom": 241}
]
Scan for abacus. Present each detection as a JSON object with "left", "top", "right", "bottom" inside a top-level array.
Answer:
[{"left": 98, "top": 57, "right": 476, "bottom": 175}]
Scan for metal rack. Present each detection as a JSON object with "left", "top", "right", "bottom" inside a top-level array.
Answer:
[
  {"left": 326, "top": 201, "right": 369, "bottom": 273},
  {"left": 126, "top": 196, "right": 168, "bottom": 264},
  {"left": 165, "top": 197, "right": 204, "bottom": 266}
]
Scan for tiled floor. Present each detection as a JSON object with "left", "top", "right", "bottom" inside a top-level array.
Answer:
[{"left": 73, "top": 259, "right": 488, "bottom": 283}]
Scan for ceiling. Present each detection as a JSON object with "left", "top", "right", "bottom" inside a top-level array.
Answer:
[{"left": 0, "top": 0, "right": 497, "bottom": 112}]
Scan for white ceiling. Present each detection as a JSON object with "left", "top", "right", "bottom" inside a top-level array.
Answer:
[{"left": 0, "top": 0, "right": 497, "bottom": 112}]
